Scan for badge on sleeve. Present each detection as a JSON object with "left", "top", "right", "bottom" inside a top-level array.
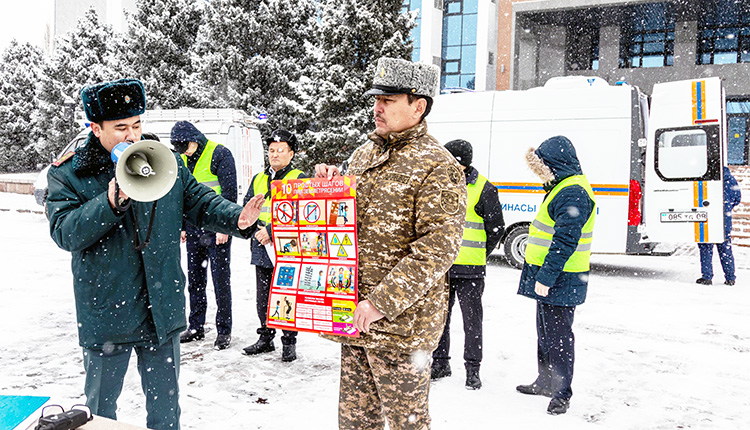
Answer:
[
  {"left": 440, "top": 190, "right": 460, "bottom": 214},
  {"left": 447, "top": 166, "right": 462, "bottom": 185}
]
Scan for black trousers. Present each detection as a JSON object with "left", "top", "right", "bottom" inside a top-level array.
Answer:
[
  {"left": 255, "top": 266, "right": 297, "bottom": 344},
  {"left": 534, "top": 301, "right": 576, "bottom": 400},
  {"left": 186, "top": 233, "right": 232, "bottom": 335},
  {"left": 433, "top": 277, "right": 484, "bottom": 369}
]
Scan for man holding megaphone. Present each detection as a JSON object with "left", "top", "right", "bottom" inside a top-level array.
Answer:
[{"left": 46, "top": 78, "right": 264, "bottom": 430}]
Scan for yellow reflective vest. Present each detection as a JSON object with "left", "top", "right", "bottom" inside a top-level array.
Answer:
[
  {"left": 252, "top": 168, "right": 304, "bottom": 226},
  {"left": 525, "top": 175, "right": 596, "bottom": 272},
  {"left": 454, "top": 174, "right": 489, "bottom": 266},
  {"left": 181, "top": 140, "right": 222, "bottom": 194}
]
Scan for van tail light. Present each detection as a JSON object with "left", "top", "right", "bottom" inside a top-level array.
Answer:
[{"left": 627, "top": 179, "right": 642, "bottom": 226}]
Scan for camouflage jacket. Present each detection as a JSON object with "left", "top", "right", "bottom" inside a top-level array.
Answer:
[{"left": 329, "top": 120, "right": 467, "bottom": 352}]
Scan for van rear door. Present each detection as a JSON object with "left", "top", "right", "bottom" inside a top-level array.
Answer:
[{"left": 644, "top": 78, "right": 725, "bottom": 244}]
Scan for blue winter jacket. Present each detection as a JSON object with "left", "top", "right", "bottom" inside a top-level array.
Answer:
[
  {"left": 723, "top": 166, "right": 742, "bottom": 238},
  {"left": 518, "top": 136, "right": 595, "bottom": 307}
]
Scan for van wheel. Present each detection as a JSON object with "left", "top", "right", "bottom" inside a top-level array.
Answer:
[{"left": 504, "top": 225, "right": 529, "bottom": 269}]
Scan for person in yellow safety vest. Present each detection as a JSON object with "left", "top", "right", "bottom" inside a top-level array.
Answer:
[
  {"left": 171, "top": 121, "right": 239, "bottom": 351},
  {"left": 515, "top": 136, "right": 596, "bottom": 416},
  {"left": 431, "top": 139, "right": 504, "bottom": 390},
  {"left": 242, "top": 129, "right": 307, "bottom": 362}
]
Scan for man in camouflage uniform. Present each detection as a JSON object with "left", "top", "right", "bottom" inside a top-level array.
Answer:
[{"left": 315, "top": 57, "right": 467, "bottom": 430}]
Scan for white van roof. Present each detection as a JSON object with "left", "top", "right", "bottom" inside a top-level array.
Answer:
[
  {"left": 142, "top": 108, "right": 263, "bottom": 125},
  {"left": 543, "top": 76, "right": 611, "bottom": 89},
  {"left": 74, "top": 108, "right": 266, "bottom": 129}
]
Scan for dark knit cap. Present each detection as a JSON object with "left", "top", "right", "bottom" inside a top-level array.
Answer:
[
  {"left": 80, "top": 78, "right": 146, "bottom": 123},
  {"left": 170, "top": 121, "right": 208, "bottom": 153},
  {"left": 444, "top": 139, "right": 473, "bottom": 167},
  {"left": 266, "top": 129, "right": 298, "bottom": 152}
]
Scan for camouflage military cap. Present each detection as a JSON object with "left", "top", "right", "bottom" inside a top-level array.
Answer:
[{"left": 364, "top": 57, "right": 440, "bottom": 98}]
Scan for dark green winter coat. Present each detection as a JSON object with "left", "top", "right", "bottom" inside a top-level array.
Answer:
[{"left": 47, "top": 131, "right": 249, "bottom": 350}]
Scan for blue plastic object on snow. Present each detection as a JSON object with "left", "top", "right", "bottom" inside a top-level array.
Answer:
[{"left": 0, "top": 395, "right": 50, "bottom": 429}]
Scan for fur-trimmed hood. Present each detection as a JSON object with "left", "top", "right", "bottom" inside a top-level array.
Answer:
[{"left": 526, "top": 135, "right": 582, "bottom": 187}]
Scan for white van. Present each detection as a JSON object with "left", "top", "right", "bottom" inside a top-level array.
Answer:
[
  {"left": 428, "top": 76, "right": 727, "bottom": 268},
  {"left": 34, "top": 108, "right": 266, "bottom": 206}
]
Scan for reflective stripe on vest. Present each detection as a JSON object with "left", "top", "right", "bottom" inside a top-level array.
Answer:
[
  {"left": 181, "top": 140, "right": 222, "bottom": 194},
  {"left": 253, "top": 168, "right": 304, "bottom": 226},
  {"left": 525, "top": 175, "right": 596, "bottom": 272},
  {"left": 454, "top": 174, "right": 488, "bottom": 266}
]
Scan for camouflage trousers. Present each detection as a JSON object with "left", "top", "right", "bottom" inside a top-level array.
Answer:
[{"left": 339, "top": 344, "right": 432, "bottom": 430}]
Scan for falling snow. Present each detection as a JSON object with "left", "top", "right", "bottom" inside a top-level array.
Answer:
[{"left": 1, "top": 191, "right": 749, "bottom": 429}]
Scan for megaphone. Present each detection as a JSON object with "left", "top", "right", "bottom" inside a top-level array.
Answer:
[{"left": 111, "top": 140, "right": 178, "bottom": 202}]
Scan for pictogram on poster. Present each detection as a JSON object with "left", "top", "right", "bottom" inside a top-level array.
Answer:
[{"left": 268, "top": 176, "right": 359, "bottom": 337}]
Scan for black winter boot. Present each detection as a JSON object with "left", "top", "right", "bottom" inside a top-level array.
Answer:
[
  {"left": 281, "top": 336, "right": 297, "bottom": 362},
  {"left": 180, "top": 328, "right": 205, "bottom": 343},
  {"left": 547, "top": 397, "right": 570, "bottom": 415},
  {"left": 431, "top": 360, "right": 452, "bottom": 380},
  {"left": 214, "top": 334, "right": 231, "bottom": 350},
  {"left": 516, "top": 382, "right": 554, "bottom": 398},
  {"left": 281, "top": 344, "right": 297, "bottom": 362},
  {"left": 465, "top": 368, "right": 482, "bottom": 390},
  {"left": 696, "top": 277, "right": 712, "bottom": 285},
  {"left": 242, "top": 329, "right": 275, "bottom": 355}
]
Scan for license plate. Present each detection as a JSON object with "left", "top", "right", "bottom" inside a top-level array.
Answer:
[{"left": 660, "top": 211, "right": 708, "bottom": 222}]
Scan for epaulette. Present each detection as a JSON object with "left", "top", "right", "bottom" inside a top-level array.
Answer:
[{"left": 52, "top": 151, "right": 75, "bottom": 167}]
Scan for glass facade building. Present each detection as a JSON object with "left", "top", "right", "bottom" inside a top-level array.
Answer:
[
  {"left": 402, "top": 0, "right": 422, "bottom": 62},
  {"left": 441, "top": 0, "right": 478, "bottom": 90},
  {"left": 619, "top": 2, "right": 675, "bottom": 68},
  {"left": 696, "top": 0, "right": 750, "bottom": 65},
  {"left": 400, "top": 0, "right": 495, "bottom": 92}
]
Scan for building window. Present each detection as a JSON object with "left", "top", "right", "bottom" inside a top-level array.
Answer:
[
  {"left": 402, "top": 0, "right": 422, "bottom": 62},
  {"left": 567, "top": 25, "right": 599, "bottom": 71},
  {"left": 696, "top": 1, "right": 750, "bottom": 65},
  {"left": 441, "top": 0, "right": 477, "bottom": 90},
  {"left": 619, "top": 3, "right": 674, "bottom": 68},
  {"left": 727, "top": 99, "right": 750, "bottom": 165}
]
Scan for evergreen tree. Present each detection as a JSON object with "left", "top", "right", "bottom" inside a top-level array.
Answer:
[
  {"left": 124, "top": 0, "right": 204, "bottom": 109},
  {"left": 190, "top": 0, "right": 317, "bottom": 138},
  {"left": 302, "top": 0, "right": 415, "bottom": 168},
  {"left": 0, "top": 41, "right": 46, "bottom": 172},
  {"left": 34, "top": 8, "right": 131, "bottom": 161}
]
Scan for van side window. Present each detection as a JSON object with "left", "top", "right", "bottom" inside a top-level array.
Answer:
[{"left": 654, "top": 125, "right": 721, "bottom": 182}]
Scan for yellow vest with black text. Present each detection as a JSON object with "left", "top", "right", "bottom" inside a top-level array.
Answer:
[
  {"left": 181, "top": 140, "right": 222, "bottom": 194},
  {"left": 525, "top": 175, "right": 596, "bottom": 272},
  {"left": 253, "top": 168, "right": 304, "bottom": 226},
  {"left": 454, "top": 174, "right": 489, "bottom": 266}
]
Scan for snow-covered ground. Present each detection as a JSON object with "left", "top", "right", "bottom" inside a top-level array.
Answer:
[{"left": 1, "top": 191, "right": 748, "bottom": 430}]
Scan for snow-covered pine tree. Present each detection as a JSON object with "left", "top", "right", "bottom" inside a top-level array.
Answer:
[
  {"left": 124, "top": 0, "right": 204, "bottom": 109},
  {"left": 0, "top": 41, "right": 46, "bottom": 172},
  {"left": 35, "top": 7, "right": 132, "bottom": 161},
  {"left": 190, "top": 0, "right": 317, "bottom": 137},
  {"left": 302, "top": 0, "right": 415, "bottom": 168}
]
